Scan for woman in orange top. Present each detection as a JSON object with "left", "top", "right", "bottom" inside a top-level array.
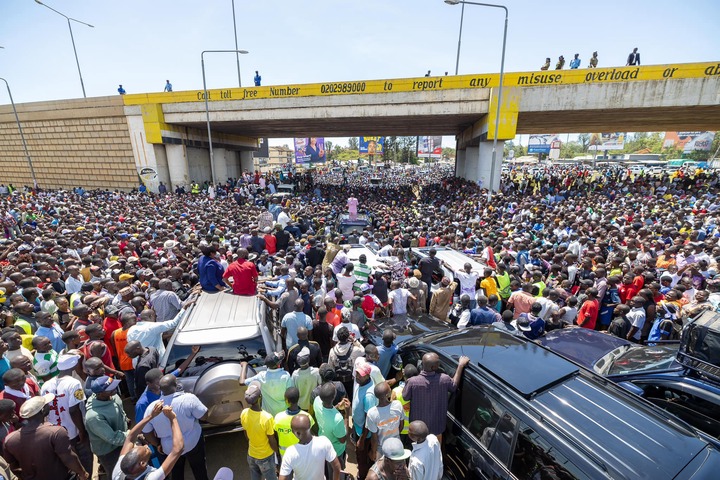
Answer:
[{"left": 111, "top": 313, "right": 136, "bottom": 398}]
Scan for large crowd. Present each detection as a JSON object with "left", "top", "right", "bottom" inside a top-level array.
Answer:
[{"left": 0, "top": 161, "right": 719, "bottom": 480}]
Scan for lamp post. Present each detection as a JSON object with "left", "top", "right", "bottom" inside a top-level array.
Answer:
[
  {"left": 35, "top": 0, "right": 94, "bottom": 98},
  {"left": 230, "top": 0, "right": 242, "bottom": 87},
  {"left": 0, "top": 77, "right": 37, "bottom": 188},
  {"left": 201, "top": 49, "right": 249, "bottom": 186},
  {"left": 454, "top": 2, "right": 465, "bottom": 75},
  {"left": 444, "top": 0, "right": 508, "bottom": 201}
]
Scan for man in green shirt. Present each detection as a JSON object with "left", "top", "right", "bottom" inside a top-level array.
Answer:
[
  {"left": 354, "top": 254, "right": 373, "bottom": 292},
  {"left": 274, "top": 387, "right": 314, "bottom": 456},
  {"left": 84, "top": 376, "right": 127, "bottom": 476},
  {"left": 312, "top": 382, "right": 349, "bottom": 473}
]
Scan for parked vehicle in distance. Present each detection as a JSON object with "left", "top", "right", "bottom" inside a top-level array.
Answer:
[
  {"left": 336, "top": 213, "right": 371, "bottom": 235},
  {"left": 400, "top": 326, "right": 720, "bottom": 479},
  {"left": 160, "top": 291, "right": 276, "bottom": 433}
]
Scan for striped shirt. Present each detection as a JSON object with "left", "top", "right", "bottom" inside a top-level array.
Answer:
[{"left": 354, "top": 262, "right": 372, "bottom": 291}]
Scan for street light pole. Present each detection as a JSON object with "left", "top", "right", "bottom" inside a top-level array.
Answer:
[
  {"left": 201, "top": 49, "right": 249, "bottom": 186},
  {"left": 445, "top": 0, "right": 508, "bottom": 201},
  {"left": 0, "top": 77, "right": 37, "bottom": 188},
  {"left": 454, "top": 2, "right": 465, "bottom": 75},
  {"left": 35, "top": 0, "right": 94, "bottom": 98},
  {"left": 231, "top": 0, "right": 242, "bottom": 87}
]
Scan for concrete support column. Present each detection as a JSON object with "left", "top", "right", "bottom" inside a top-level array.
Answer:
[
  {"left": 461, "top": 142, "right": 502, "bottom": 191},
  {"left": 240, "top": 150, "right": 254, "bottom": 172},
  {"left": 213, "top": 148, "right": 229, "bottom": 184},
  {"left": 165, "top": 144, "right": 190, "bottom": 191},
  {"left": 455, "top": 148, "right": 466, "bottom": 178}
]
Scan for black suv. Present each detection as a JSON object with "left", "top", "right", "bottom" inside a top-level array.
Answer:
[{"left": 399, "top": 326, "right": 720, "bottom": 479}]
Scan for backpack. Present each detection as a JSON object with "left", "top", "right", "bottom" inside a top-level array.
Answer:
[{"left": 334, "top": 346, "right": 354, "bottom": 382}]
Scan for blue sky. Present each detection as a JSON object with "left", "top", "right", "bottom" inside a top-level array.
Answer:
[{"left": 2, "top": 0, "right": 718, "bottom": 148}]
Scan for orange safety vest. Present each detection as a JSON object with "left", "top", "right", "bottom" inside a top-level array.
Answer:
[{"left": 113, "top": 329, "right": 133, "bottom": 371}]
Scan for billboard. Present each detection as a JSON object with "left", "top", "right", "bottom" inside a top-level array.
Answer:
[
  {"left": 663, "top": 131, "right": 716, "bottom": 153},
  {"left": 527, "top": 134, "right": 559, "bottom": 154},
  {"left": 418, "top": 136, "right": 442, "bottom": 158},
  {"left": 294, "top": 137, "right": 326, "bottom": 164},
  {"left": 359, "top": 137, "right": 384, "bottom": 156},
  {"left": 253, "top": 137, "right": 269, "bottom": 158},
  {"left": 588, "top": 132, "right": 625, "bottom": 151}
]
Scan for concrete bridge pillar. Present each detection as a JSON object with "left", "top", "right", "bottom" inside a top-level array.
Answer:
[
  {"left": 213, "top": 148, "right": 230, "bottom": 184},
  {"left": 455, "top": 148, "right": 466, "bottom": 178},
  {"left": 459, "top": 142, "right": 502, "bottom": 191},
  {"left": 166, "top": 144, "right": 190, "bottom": 191},
  {"left": 240, "top": 150, "right": 254, "bottom": 172}
]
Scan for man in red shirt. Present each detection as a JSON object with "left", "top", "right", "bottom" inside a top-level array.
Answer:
[
  {"left": 263, "top": 227, "right": 277, "bottom": 255},
  {"left": 618, "top": 274, "right": 641, "bottom": 304},
  {"left": 577, "top": 288, "right": 600, "bottom": 330},
  {"left": 223, "top": 248, "right": 259, "bottom": 295}
]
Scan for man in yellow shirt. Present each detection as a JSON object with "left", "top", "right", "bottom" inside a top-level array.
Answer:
[
  {"left": 274, "top": 387, "right": 314, "bottom": 456},
  {"left": 240, "top": 382, "right": 279, "bottom": 480},
  {"left": 480, "top": 269, "right": 499, "bottom": 301}
]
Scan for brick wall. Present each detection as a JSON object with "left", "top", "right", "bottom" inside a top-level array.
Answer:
[{"left": 0, "top": 96, "right": 138, "bottom": 190}]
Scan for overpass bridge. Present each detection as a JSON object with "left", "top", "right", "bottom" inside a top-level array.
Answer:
[{"left": 1, "top": 61, "right": 719, "bottom": 191}]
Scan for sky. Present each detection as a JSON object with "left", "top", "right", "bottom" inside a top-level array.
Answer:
[{"left": 2, "top": 0, "right": 719, "bottom": 148}]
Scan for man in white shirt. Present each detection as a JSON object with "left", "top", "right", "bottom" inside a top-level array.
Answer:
[
  {"left": 127, "top": 296, "right": 196, "bottom": 358},
  {"left": 279, "top": 414, "right": 340, "bottom": 480},
  {"left": 408, "top": 420, "right": 443, "bottom": 480},
  {"left": 143, "top": 375, "right": 208, "bottom": 480},
  {"left": 388, "top": 281, "right": 416, "bottom": 322},
  {"left": 64, "top": 266, "right": 84, "bottom": 295},
  {"left": 455, "top": 264, "right": 480, "bottom": 309}
]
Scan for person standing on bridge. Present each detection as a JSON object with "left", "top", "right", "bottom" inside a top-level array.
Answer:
[
  {"left": 626, "top": 48, "right": 640, "bottom": 66},
  {"left": 570, "top": 54, "right": 581, "bottom": 69},
  {"left": 254, "top": 71, "right": 262, "bottom": 86},
  {"left": 117, "top": 85, "right": 126, "bottom": 95},
  {"left": 555, "top": 55, "right": 565, "bottom": 69},
  {"left": 589, "top": 51, "right": 599, "bottom": 68},
  {"left": 540, "top": 58, "right": 550, "bottom": 70},
  {"left": 164, "top": 80, "right": 173, "bottom": 92}
]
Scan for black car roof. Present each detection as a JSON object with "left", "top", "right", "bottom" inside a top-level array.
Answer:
[{"left": 410, "top": 327, "right": 713, "bottom": 479}]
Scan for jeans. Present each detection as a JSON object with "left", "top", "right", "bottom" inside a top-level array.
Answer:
[
  {"left": 171, "top": 434, "right": 209, "bottom": 480},
  {"left": 247, "top": 453, "right": 277, "bottom": 480},
  {"left": 97, "top": 447, "right": 121, "bottom": 476},
  {"left": 70, "top": 436, "right": 94, "bottom": 477},
  {"left": 353, "top": 431, "right": 372, "bottom": 480},
  {"left": 123, "top": 369, "right": 136, "bottom": 400}
]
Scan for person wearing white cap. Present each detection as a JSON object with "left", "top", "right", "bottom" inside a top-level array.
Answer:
[
  {"left": 366, "top": 437, "right": 411, "bottom": 480},
  {"left": 40, "top": 354, "right": 90, "bottom": 469},
  {"left": 4, "top": 393, "right": 90, "bottom": 480},
  {"left": 279, "top": 414, "right": 340, "bottom": 480},
  {"left": 84, "top": 375, "right": 127, "bottom": 475}
]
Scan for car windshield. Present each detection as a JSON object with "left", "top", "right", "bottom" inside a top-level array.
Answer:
[
  {"left": 166, "top": 337, "right": 268, "bottom": 378},
  {"left": 605, "top": 345, "right": 679, "bottom": 376}
]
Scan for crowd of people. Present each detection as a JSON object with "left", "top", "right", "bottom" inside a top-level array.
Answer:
[
  {"left": 0, "top": 158, "right": 719, "bottom": 479},
  {"left": 539, "top": 47, "right": 642, "bottom": 70}
]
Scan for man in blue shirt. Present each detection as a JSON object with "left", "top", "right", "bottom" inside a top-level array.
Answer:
[
  {"left": 376, "top": 329, "right": 398, "bottom": 378},
  {"left": 469, "top": 295, "right": 502, "bottom": 326},
  {"left": 164, "top": 80, "right": 173, "bottom": 92},
  {"left": 569, "top": 54, "right": 581, "bottom": 69},
  {"left": 254, "top": 71, "right": 261, "bottom": 86},
  {"left": 118, "top": 84, "right": 126, "bottom": 95},
  {"left": 516, "top": 303, "right": 546, "bottom": 340}
]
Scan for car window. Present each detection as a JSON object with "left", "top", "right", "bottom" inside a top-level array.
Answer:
[
  {"left": 511, "top": 422, "right": 586, "bottom": 479},
  {"left": 634, "top": 381, "right": 720, "bottom": 439},
  {"left": 166, "top": 337, "right": 268, "bottom": 377}
]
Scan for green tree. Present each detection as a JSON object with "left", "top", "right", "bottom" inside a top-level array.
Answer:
[
  {"left": 577, "top": 133, "right": 591, "bottom": 152},
  {"left": 385, "top": 136, "right": 399, "bottom": 163},
  {"left": 442, "top": 147, "right": 456, "bottom": 160},
  {"left": 325, "top": 140, "right": 335, "bottom": 160},
  {"left": 348, "top": 137, "right": 359, "bottom": 150}
]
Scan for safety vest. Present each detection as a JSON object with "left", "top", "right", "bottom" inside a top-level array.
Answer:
[
  {"left": 391, "top": 383, "right": 410, "bottom": 435},
  {"left": 113, "top": 329, "right": 133, "bottom": 371},
  {"left": 191, "top": 183, "right": 200, "bottom": 194}
]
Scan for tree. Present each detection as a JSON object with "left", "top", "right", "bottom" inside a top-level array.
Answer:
[
  {"left": 577, "top": 133, "right": 591, "bottom": 153},
  {"left": 348, "top": 137, "right": 359, "bottom": 150},
  {"left": 385, "top": 136, "right": 399, "bottom": 163},
  {"left": 442, "top": 147, "right": 456, "bottom": 160},
  {"left": 325, "top": 140, "right": 335, "bottom": 160}
]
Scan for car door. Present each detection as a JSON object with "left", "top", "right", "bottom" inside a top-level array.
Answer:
[{"left": 400, "top": 347, "right": 515, "bottom": 479}]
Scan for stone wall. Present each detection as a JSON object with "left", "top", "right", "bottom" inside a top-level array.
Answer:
[{"left": 0, "top": 96, "right": 138, "bottom": 190}]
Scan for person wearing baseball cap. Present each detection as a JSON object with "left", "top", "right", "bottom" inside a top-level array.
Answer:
[
  {"left": 4, "top": 392, "right": 90, "bottom": 480},
  {"left": 240, "top": 381, "right": 279, "bottom": 479},
  {"left": 85, "top": 375, "right": 126, "bottom": 475},
  {"left": 367, "top": 437, "right": 411, "bottom": 479}
]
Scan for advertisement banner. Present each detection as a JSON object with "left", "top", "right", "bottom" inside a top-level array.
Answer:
[
  {"left": 527, "top": 134, "right": 559, "bottom": 154},
  {"left": 294, "top": 137, "right": 326, "bottom": 164},
  {"left": 588, "top": 132, "right": 625, "bottom": 150},
  {"left": 663, "top": 131, "right": 716, "bottom": 152},
  {"left": 253, "top": 137, "right": 269, "bottom": 158},
  {"left": 137, "top": 167, "right": 159, "bottom": 192},
  {"left": 418, "top": 136, "right": 442, "bottom": 158},
  {"left": 359, "top": 137, "right": 385, "bottom": 156}
]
